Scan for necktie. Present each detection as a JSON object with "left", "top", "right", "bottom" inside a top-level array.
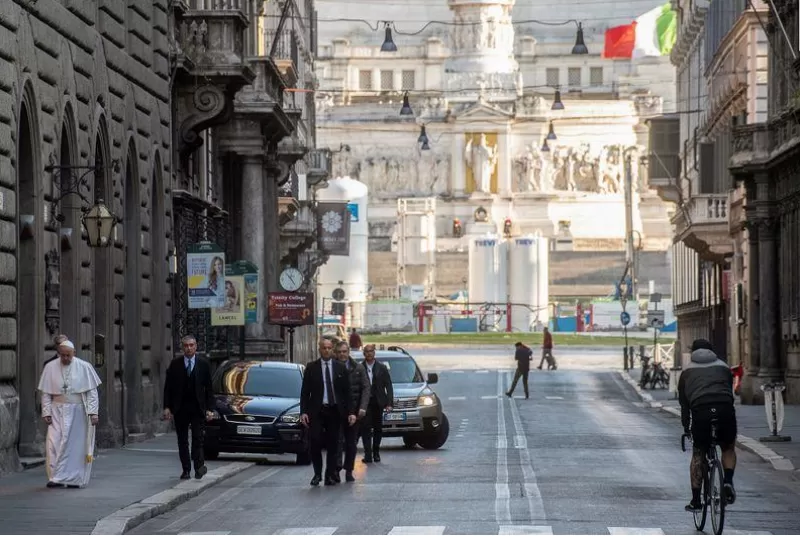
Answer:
[
  {"left": 324, "top": 361, "right": 335, "bottom": 404},
  {"left": 186, "top": 360, "right": 192, "bottom": 376}
]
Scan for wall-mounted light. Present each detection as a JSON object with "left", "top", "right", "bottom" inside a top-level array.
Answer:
[
  {"left": 81, "top": 199, "right": 117, "bottom": 248},
  {"left": 20, "top": 215, "right": 34, "bottom": 240}
]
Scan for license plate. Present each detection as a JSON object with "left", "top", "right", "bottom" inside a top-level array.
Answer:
[
  {"left": 384, "top": 412, "right": 406, "bottom": 422},
  {"left": 236, "top": 425, "right": 261, "bottom": 435}
]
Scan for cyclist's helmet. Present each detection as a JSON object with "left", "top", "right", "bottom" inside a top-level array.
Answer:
[{"left": 690, "top": 338, "right": 714, "bottom": 352}]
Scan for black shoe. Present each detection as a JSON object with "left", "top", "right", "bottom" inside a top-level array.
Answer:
[
  {"left": 324, "top": 476, "right": 337, "bottom": 486},
  {"left": 46, "top": 481, "right": 65, "bottom": 488},
  {"left": 345, "top": 471, "right": 355, "bottom": 482},
  {"left": 685, "top": 499, "right": 703, "bottom": 512},
  {"left": 195, "top": 465, "right": 207, "bottom": 480},
  {"left": 332, "top": 472, "right": 341, "bottom": 483},
  {"left": 310, "top": 475, "right": 321, "bottom": 486},
  {"left": 723, "top": 483, "right": 736, "bottom": 505},
  {"left": 373, "top": 452, "right": 381, "bottom": 462},
  {"left": 505, "top": 392, "right": 512, "bottom": 398},
  {"left": 66, "top": 485, "right": 80, "bottom": 489},
  {"left": 180, "top": 471, "right": 191, "bottom": 480},
  {"left": 362, "top": 455, "right": 373, "bottom": 464}
]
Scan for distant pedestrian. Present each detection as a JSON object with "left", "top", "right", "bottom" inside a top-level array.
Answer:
[
  {"left": 38, "top": 340, "right": 102, "bottom": 488},
  {"left": 537, "top": 327, "right": 557, "bottom": 370},
  {"left": 162, "top": 335, "right": 215, "bottom": 480},
  {"left": 334, "top": 341, "right": 369, "bottom": 482},
  {"left": 506, "top": 342, "right": 532, "bottom": 399},
  {"left": 349, "top": 328, "right": 363, "bottom": 350},
  {"left": 360, "top": 344, "right": 393, "bottom": 463}
]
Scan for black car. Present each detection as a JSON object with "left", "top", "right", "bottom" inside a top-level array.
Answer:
[{"left": 204, "top": 360, "right": 310, "bottom": 465}]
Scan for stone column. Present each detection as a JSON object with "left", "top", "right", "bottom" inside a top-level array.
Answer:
[
  {"left": 746, "top": 221, "right": 760, "bottom": 375},
  {"left": 497, "top": 130, "right": 512, "bottom": 196},
  {"left": 451, "top": 133, "right": 466, "bottom": 196},
  {"left": 758, "top": 216, "right": 782, "bottom": 380},
  {"left": 240, "top": 154, "right": 270, "bottom": 348}
]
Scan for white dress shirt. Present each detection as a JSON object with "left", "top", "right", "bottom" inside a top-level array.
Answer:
[{"left": 365, "top": 361, "right": 374, "bottom": 384}]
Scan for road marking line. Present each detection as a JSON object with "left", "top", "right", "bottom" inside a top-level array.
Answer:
[
  {"left": 545, "top": 396, "right": 564, "bottom": 400},
  {"left": 507, "top": 376, "right": 546, "bottom": 522},
  {"left": 607, "top": 528, "right": 664, "bottom": 535},
  {"left": 161, "top": 467, "right": 283, "bottom": 533},
  {"left": 450, "top": 370, "right": 465, "bottom": 373},
  {"left": 725, "top": 531, "right": 773, "bottom": 535},
  {"left": 179, "top": 533, "right": 231, "bottom": 535},
  {"left": 482, "top": 395, "right": 499, "bottom": 399},
  {"left": 495, "top": 370, "right": 511, "bottom": 524},
  {"left": 387, "top": 527, "right": 446, "bottom": 535},
  {"left": 498, "top": 526, "right": 553, "bottom": 535},
  {"left": 448, "top": 396, "right": 467, "bottom": 400},
  {"left": 276, "top": 528, "right": 337, "bottom": 535},
  {"left": 123, "top": 448, "right": 179, "bottom": 453},
  {"left": 476, "top": 370, "right": 490, "bottom": 373}
]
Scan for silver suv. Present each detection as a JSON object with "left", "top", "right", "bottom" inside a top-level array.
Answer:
[{"left": 352, "top": 346, "right": 450, "bottom": 450}]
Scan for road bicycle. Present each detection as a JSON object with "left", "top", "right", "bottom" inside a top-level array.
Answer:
[
  {"left": 681, "top": 414, "right": 727, "bottom": 535},
  {"left": 639, "top": 354, "right": 670, "bottom": 389}
]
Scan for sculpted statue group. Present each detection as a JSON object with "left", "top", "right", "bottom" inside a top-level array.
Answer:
[
  {"left": 513, "top": 143, "right": 644, "bottom": 194},
  {"left": 331, "top": 148, "right": 450, "bottom": 196}
]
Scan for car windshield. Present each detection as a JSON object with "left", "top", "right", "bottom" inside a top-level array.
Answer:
[
  {"left": 379, "top": 357, "right": 423, "bottom": 384},
  {"left": 216, "top": 364, "right": 302, "bottom": 398}
]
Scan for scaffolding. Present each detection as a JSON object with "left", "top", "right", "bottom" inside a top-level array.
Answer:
[{"left": 396, "top": 198, "right": 437, "bottom": 299}]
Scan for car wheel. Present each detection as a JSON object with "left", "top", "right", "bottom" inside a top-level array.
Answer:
[
  {"left": 295, "top": 450, "right": 311, "bottom": 466},
  {"left": 204, "top": 448, "right": 220, "bottom": 461},
  {"left": 402, "top": 436, "right": 417, "bottom": 449},
  {"left": 418, "top": 413, "right": 450, "bottom": 450}
]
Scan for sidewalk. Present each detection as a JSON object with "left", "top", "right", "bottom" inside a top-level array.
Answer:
[
  {"left": 621, "top": 368, "right": 800, "bottom": 472},
  {"left": 0, "top": 434, "right": 253, "bottom": 535}
]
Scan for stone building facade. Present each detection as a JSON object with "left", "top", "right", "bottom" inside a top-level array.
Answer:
[
  {"left": 0, "top": 0, "right": 173, "bottom": 472},
  {"left": 730, "top": 0, "right": 800, "bottom": 403},
  {"left": 0, "top": 0, "right": 329, "bottom": 474}
]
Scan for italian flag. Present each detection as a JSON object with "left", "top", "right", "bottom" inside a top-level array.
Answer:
[{"left": 603, "top": 3, "right": 677, "bottom": 59}]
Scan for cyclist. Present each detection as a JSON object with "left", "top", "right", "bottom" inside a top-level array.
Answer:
[{"left": 678, "top": 338, "right": 738, "bottom": 512}]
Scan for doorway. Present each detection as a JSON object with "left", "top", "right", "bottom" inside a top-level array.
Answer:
[{"left": 123, "top": 143, "right": 142, "bottom": 432}]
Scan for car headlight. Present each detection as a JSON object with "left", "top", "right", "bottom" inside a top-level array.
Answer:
[
  {"left": 418, "top": 395, "right": 437, "bottom": 407},
  {"left": 280, "top": 413, "right": 301, "bottom": 423}
]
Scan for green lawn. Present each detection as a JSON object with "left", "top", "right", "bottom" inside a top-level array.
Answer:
[{"left": 364, "top": 332, "right": 662, "bottom": 347}]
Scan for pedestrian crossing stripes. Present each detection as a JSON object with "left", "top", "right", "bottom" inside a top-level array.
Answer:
[{"left": 205, "top": 527, "right": 774, "bottom": 535}]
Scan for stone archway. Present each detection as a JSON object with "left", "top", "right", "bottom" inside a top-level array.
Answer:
[
  {"left": 58, "top": 107, "right": 80, "bottom": 344},
  {"left": 123, "top": 141, "right": 142, "bottom": 433},
  {"left": 150, "top": 153, "right": 166, "bottom": 417},
  {"left": 16, "top": 91, "right": 43, "bottom": 456}
]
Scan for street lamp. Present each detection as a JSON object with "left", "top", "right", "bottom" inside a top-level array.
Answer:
[
  {"left": 540, "top": 138, "right": 551, "bottom": 152},
  {"left": 381, "top": 22, "right": 398, "bottom": 52},
  {"left": 547, "top": 121, "right": 557, "bottom": 141},
  {"left": 571, "top": 22, "right": 589, "bottom": 55},
  {"left": 81, "top": 199, "right": 118, "bottom": 247},
  {"left": 551, "top": 89, "right": 565, "bottom": 111},
  {"left": 400, "top": 91, "right": 414, "bottom": 115}
]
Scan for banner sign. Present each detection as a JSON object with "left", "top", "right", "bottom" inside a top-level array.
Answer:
[
  {"left": 211, "top": 260, "right": 259, "bottom": 326},
  {"left": 187, "top": 242, "right": 225, "bottom": 309},
  {"left": 268, "top": 292, "right": 315, "bottom": 327},
  {"left": 317, "top": 202, "right": 351, "bottom": 256},
  {"left": 347, "top": 202, "right": 359, "bottom": 222}
]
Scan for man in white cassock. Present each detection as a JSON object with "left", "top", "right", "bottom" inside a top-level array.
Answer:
[{"left": 38, "top": 340, "right": 102, "bottom": 488}]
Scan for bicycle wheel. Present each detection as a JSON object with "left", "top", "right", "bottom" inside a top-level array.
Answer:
[
  {"left": 710, "top": 456, "right": 726, "bottom": 535},
  {"left": 694, "top": 469, "right": 708, "bottom": 531}
]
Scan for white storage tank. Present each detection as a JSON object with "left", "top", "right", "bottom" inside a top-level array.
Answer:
[
  {"left": 316, "top": 177, "right": 369, "bottom": 328},
  {"left": 508, "top": 235, "right": 550, "bottom": 332},
  {"left": 468, "top": 235, "right": 507, "bottom": 331}
]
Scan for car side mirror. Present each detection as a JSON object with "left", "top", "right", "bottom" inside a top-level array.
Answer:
[{"left": 427, "top": 373, "right": 438, "bottom": 385}]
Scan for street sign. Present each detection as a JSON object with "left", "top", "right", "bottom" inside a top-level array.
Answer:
[
  {"left": 649, "top": 292, "right": 662, "bottom": 304},
  {"left": 647, "top": 309, "right": 665, "bottom": 327},
  {"left": 268, "top": 292, "right": 315, "bottom": 327},
  {"left": 620, "top": 311, "right": 631, "bottom": 326}
]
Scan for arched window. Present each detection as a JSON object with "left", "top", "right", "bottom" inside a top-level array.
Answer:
[{"left": 59, "top": 108, "right": 80, "bottom": 342}]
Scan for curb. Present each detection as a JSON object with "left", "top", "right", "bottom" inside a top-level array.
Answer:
[
  {"left": 91, "top": 461, "right": 254, "bottom": 535},
  {"left": 617, "top": 371, "right": 796, "bottom": 472}
]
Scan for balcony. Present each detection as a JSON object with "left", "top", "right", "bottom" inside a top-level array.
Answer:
[
  {"left": 729, "top": 123, "right": 771, "bottom": 177},
  {"left": 648, "top": 154, "right": 681, "bottom": 203},
  {"left": 672, "top": 193, "right": 732, "bottom": 258},
  {"left": 307, "top": 149, "right": 332, "bottom": 186},
  {"left": 280, "top": 202, "right": 317, "bottom": 266}
]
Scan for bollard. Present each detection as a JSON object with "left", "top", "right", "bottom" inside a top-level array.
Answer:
[{"left": 623, "top": 346, "right": 629, "bottom": 371}]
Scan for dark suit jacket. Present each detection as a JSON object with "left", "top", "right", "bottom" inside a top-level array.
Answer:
[
  {"left": 163, "top": 356, "right": 214, "bottom": 415},
  {"left": 363, "top": 360, "right": 394, "bottom": 408},
  {"left": 515, "top": 346, "right": 533, "bottom": 371},
  {"left": 300, "top": 358, "right": 353, "bottom": 418}
]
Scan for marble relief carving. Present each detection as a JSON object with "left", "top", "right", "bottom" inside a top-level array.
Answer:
[
  {"left": 512, "top": 143, "right": 644, "bottom": 194},
  {"left": 331, "top": 149, "right": 451, "bottom": 197}
]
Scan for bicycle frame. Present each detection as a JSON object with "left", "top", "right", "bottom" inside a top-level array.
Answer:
[{"left": 681, "top": 418, "right": 727, "bottom": 534}]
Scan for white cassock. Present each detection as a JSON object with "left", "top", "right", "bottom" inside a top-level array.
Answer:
[{"left": 38, "top": 357, "right": 102, "bottom": 487}]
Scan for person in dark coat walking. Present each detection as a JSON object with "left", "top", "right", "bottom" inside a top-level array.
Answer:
[
  {"left": 360, "top": 344, "right": 393, "bottom": 463},
  {"left": 162, "top": 335, "right": 215, "bottom": 480},
  {"left": 300, "top": 339, "right": 356, "bottom": 486},
  {"left": 334, "top": 341, "right": 369, "bottom": 482},
  {"left": 506, "top": 342, "right": 533, "bottom": 399}
]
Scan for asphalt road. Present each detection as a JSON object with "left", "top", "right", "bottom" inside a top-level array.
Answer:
[{"left": 132, "top": 351, "right": 800, "bottom": 535}]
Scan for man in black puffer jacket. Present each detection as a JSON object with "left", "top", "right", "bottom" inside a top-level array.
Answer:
[
  {"left": 334, "top": 340, "right": 369, "bottom": 482},
  {"left": 678, "top": 338, "right": 737, "bottom": 512}
]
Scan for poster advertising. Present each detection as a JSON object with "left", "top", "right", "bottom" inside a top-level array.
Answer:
[
  {"left": 268, "top": 292, "right": 315, "bottom": 327},
  {"left": 187, "top": 242, "right": 225, "bottom": 309},
  {"left": 211, "top": 260, "right": 259, "bottom": 326}
]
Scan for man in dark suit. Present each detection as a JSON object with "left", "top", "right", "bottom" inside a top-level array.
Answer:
[
  {"left": 506, "top": 341, "right": 533, "bottom": 399},
  {"left": 300, "top": 338, "right": 356, "bottom": 486},
  {"left": 360, "top": 344, "right": 393, "bottom": 463},
  {"left": 162, "top": 335, "right": 215, "bottom": 480},
  {"left": 334, "top": 340, "right": 369, "bottom": 483}
]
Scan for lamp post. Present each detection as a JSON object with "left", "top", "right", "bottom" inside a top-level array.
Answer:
[{"left": 81, "top": 200, "right": 118, "bottom": 248}]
